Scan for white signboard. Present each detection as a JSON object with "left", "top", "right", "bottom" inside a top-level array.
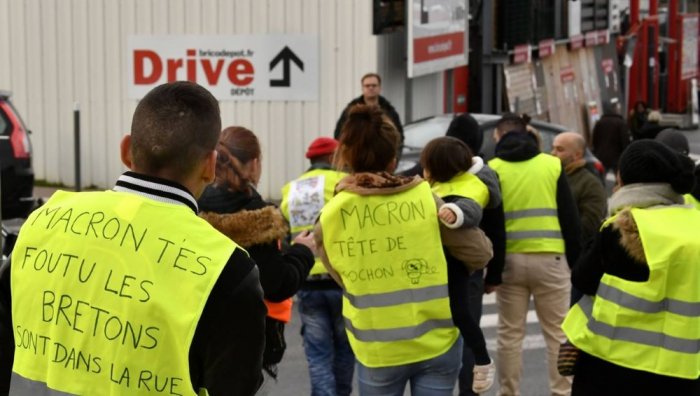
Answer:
[
  {"left": 127, "top": 35, "right": 318, "bottom": 101},
  {"left": 407, "top": 0, "right": 468, "bottom": 78},
  {"left": 681, "top": 17, "right": 699, "bottom": 80},
  {"left": 287, "top": 175, "right": 326, "bottom": 230}
]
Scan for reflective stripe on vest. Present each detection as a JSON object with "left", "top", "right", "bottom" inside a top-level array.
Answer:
[
  {"left": 10, "top": 372, "right": 72, "bottom": 396},
  {"left": 431, "top": 171, "right": 490, "bottom": 208},
  {"left": 489, "top": 154, "right": 564, "bottom": 253},
  {"left": 281, "top": 168, "right": 346, "bottom": 275},
  {"left": 10, "top": 190, "right": 237, "bottom": 395},
  {"left": 319, "top": 181, "right": 458, "bottom": 368},
  {"left": 563, "top": 206, "right": 700, "bottom": 379}
]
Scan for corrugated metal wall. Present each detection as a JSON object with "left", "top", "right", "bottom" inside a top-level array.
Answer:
[{"left": 0, "top": 0, "right": 382, "bottom": 199}]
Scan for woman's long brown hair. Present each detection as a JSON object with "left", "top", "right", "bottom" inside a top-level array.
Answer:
[{"left": 214, "top": 126, "right": 261, "bottom": 193}]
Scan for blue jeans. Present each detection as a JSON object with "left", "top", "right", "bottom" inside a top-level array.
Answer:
[
  {"left": 356, "top": 337, "right": 462, "bottom": 396},
  {"left": 298, "top": 289, "right": 355, "bottom": 396}
]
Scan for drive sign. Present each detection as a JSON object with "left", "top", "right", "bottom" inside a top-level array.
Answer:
[{"left": 127, "top": 35, "right": 318, "bottom": 101}]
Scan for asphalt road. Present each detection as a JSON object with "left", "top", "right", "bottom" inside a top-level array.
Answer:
[{"left": 273, "top": 293, "right": 550, "bottom": 396}]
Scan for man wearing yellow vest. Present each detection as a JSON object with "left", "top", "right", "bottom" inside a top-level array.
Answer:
[
  {"left": 279, "top": 137, "right": 354, "bottom": 396},
  {"left": 0, "top": 82, "right": 266, "bottom": 396},
  {"left": 488, "top": 114, "right": 581, "bottom": 396},
  {"left": 563, "top": 140, "right": 700, "bottom": 394}
]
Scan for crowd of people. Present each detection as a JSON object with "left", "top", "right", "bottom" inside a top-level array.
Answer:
[{"left": 0, "top": 77, "right": 698, "bottom": 396}]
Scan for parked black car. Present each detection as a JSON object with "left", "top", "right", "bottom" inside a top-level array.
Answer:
[{"left": 0, "top": 90, "right": 34, "bottom": 219}]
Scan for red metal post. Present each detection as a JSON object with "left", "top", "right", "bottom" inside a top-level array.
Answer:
[
  {"left": 444, "top": 66, "right": 469, "bottom": 114},
  {"left": 649, "top": 0, "right": 658, "bottom": 16},
  {"left": 667, "top": 0, "right": 681, "bottom": 112},
  {"left": 630, "top": 0, "right": 640, "bottom": 27}
]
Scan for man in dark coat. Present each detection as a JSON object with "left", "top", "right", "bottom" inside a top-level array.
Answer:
[
  {"left": 552, "top": 132, "right": 607, "bottom": 245},
  {"left": 592, "top": 108, "right": 631, "bottom": 174},
  {"left": 334, "top": 73, "right": 403, "bottom": 142}
]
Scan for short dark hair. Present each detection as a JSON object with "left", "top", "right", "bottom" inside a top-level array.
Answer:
[
  {"left": 361, "top": 73, "right": 382, "bottom": 85},
  {"left": 421, "top": 137, "right": 474, "bottom": 183},
  {"left": 495, "top": 113, "right": 527, "bottom": 137},
  {"left": 130, "top": 81, "right": 221, "bottom": 180},
  {"left": 336, "top": 104, "right": 399, "bottom": 172}
]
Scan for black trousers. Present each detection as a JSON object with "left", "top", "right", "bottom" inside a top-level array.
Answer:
[
  {"left": 456, "top": 269, "right": 486, "bottom": 396},
  {"left": 572, "top": 350, "right": 700, "bottom": 396}
]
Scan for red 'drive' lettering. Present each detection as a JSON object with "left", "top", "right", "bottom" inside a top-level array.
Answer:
[{"left": 133, "top": 49, "right": 254, "bottom": 86}]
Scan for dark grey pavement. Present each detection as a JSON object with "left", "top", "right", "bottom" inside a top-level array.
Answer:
[{"left": 273, "top": 293, "right": 550, "bottom": 396}]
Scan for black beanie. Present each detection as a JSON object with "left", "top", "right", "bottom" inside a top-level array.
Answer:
[
  {"left": 446, "top": 113, "right": 482, "bottom": 154},
  {"left": 619, "top": 140, "right": 695, "bottom": 194},
  {"left": 655, "top": 129, "right": 690, "bottom": 156}
]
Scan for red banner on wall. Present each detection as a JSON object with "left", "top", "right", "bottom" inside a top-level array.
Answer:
[
  {"left": 514, "top": 44, "right": 532, "bottom": 64},
  {"left": 414, "top": 32, "right": 465, "bottom": 63},
  {"left": 560, "top": 66, "right": 575, "bottom": 82},
  {"left": 585, "top": 31, "right": 597, "bottom": 47},
  {"left": 601, "top": 58, "right": 614, "bottom": 74},
  {"left": 569, "top": 35, "right": 584, "bottom": 50},
  {"left": 539, "top": 39, "right": 555, "bottom": 58}
]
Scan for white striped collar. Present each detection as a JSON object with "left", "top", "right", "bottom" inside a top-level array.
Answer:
[{"left": 114, "top": 172, "right": 199, "bottom": 213}]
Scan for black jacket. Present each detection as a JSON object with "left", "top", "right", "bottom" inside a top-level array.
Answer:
[
  {"left": 334, "top": 95, "right": 403, "bottom": 141},
  {"left": 493, "top": 132, "right": 582, "bottom": 266},
  {"left": 198, "top": 185, "right": 314, "bottom": 302},
  {"left": 0, "top": 173, "right": 266, "bottom": 396},
  {"left": 591, "top": 113, "right": 630, "bottom": 171}
]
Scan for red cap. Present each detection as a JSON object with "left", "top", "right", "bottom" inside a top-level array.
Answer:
[{"left": 305, "top": 137, "right": 339, "bottom": 159}]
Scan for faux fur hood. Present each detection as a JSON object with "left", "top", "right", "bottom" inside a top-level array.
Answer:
[
  {"left": 610, "top": 208, "right": 646, "bottom": 264},
  {"left": 336, "top": 172, "right": 423, "bottom": 196},
  {"left": 201, "top": 205, "right": 289, "bottom": 248}
]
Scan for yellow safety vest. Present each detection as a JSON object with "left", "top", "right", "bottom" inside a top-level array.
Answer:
[
  {"left": 281, "top": 168, "right": 346, "bottom": 275},
  {"left": 431, "top": 171, "right": 490, "bottom": 208},
  {"left": 11, "top": 190, "right": 238, "bottom": 395},
  {"left": 562, "top": 206, "right": 700, "bottom": 379},
  {"left": 684, "top": 194, "right": 700, "bottom": 210},
  {"left": 489, "top": 154, "right": 564, "bottom": 253},
  {"left": 319, "top": 181, "right": 458, "bottom": 368}
]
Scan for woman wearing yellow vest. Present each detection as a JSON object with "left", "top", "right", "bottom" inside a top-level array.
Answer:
[
  {"left": 198, "top": 127, "right": 315, "bottom": 392},
  {"left": 314, "top": 105, "right": 492, "bottom": 395},
  {"left": 279, "top": 137, "right": 355, "bottom": 396},
  {"left": 562, "top": 140, "right": 700, "bottom": 395},
  {"left": 420, "top": 136, "right": 496, "bottom": 393}
]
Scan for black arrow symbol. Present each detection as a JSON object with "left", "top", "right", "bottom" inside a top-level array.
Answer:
[{"left": 269, "top": 46, "right": 304, "bottom": 87}]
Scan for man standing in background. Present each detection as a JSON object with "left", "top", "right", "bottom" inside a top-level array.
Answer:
[
  {"left": 552, "top": 132, "right": 607, "bottom": 245},
  {"left": 489, "top": 114, "right": 581, "bottom": 396},
  {"left": 334, "top": 73, "right": 403, "bottom": 143}
]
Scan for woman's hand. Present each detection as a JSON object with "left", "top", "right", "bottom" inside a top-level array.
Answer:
[{"left": 293, "top": 230, "right": 315, "bottom": 250}]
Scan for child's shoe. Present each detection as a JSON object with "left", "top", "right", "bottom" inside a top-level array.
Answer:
[{"left": 472, "top": 360, "right": 496, "bottom": 394}]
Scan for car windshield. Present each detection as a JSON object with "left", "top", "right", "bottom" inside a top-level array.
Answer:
[
  {"left": 403, "top": 117, "right": 452, "bottom": 150},
  {"left": 400, "top": 114, "right": 569, "bottom": 164}
]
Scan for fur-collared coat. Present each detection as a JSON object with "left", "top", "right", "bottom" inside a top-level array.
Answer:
[
  {"left": 570, "top": 183, "right": 700, "bottom": 394},
  {"left": 199, "top": 185, "right": 314, "bottom": 302}
]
